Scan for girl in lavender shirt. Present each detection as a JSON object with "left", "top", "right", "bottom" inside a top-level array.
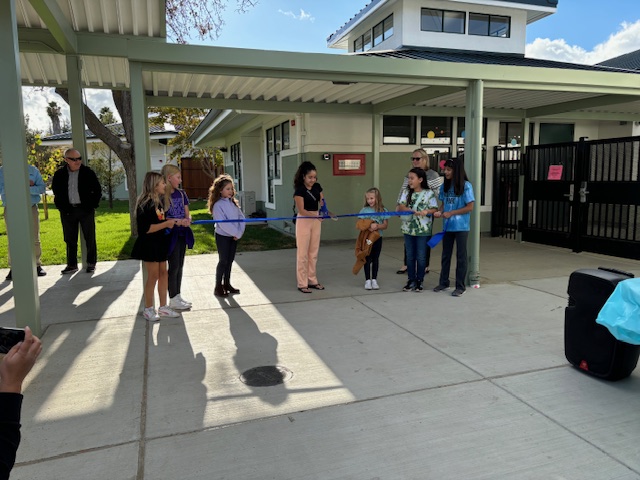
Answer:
[{"left": 207, "top": 175, "right": 245, "bottom": 298}]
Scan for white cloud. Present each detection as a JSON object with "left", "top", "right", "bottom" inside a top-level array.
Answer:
[
  {"left": 278, "top": 9, "right": 315, "bottom": 22},
  {"left": 21, "top": 87, "right": 120, "bottom": 134},
  {"left": 526, "top": 19, "right": 640, "bottom": 65}
]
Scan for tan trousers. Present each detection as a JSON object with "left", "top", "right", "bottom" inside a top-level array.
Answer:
[
  {"left": 4, "top": 205, "right": 42, "bottom": 267},
  {"left": 296, "top": 213, "right": 321, "bottom": 288}
]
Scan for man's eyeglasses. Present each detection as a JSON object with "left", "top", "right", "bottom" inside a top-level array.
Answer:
[
  {"left": 66, "top": 156, "right": 82, "bottom": 161},
  {"left": 411, "top": 157, "right": 422, "bottom": 161}
]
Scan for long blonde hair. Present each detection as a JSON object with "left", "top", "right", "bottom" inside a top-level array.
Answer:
[
  {"left": 136, "top": 172, "right": 166, "bottom": 212},
  {"left": 364, "top": 187, "right": 385, "bottom": 212},
  {"left": 161, "top": 163, "right": 181, "bottom": 208},
  {"left": 207, "top": 174, "right": 239, "bottom": 214}
]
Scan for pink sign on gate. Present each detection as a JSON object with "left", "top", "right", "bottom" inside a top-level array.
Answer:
[{"left": 548, "top": 165, "right": 563, "bottom": 180}]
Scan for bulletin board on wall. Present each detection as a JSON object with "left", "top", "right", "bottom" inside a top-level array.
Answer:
[{"left": 332, "top": 154, "right": 366, "bottom": 176}]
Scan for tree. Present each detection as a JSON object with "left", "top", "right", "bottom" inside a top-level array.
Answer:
[
  {"left": 24, "top": 117, "right": 63, "bottom": 220},
  {"left": 148, "top": 107, "right": 221, "bottom": 179},
  {"left": 99, "top": 107, "right": 117, "bottom": 125},
  {"left": 166, "top": 0, "right": 257, "bottom": 44},
  {"left": 89, "top": 143, "right": 125, "bottom": 209},
  {"left": 46, "top": 101, "right": 62, "bottom": 135},
  {"left": 55, "top": 87, "right": 138, "bottom": 233},
  {"left": 54, "top": 1, "right": 257, "bottom": 235}
]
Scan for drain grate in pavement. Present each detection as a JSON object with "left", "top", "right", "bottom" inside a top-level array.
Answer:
[{"left": 240, "top": 365, "right": 293, "bottom": 387}]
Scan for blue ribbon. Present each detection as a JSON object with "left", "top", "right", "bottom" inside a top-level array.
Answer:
[{"left": 191, "top": 210, "right": 416, "bottom": 225}]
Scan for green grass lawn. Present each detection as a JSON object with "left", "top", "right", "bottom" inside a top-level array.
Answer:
[{"left": 0, "top": 200, "right": 296, "bottom": 268}]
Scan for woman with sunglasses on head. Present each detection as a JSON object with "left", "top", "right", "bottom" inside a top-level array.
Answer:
[
  {"left": 433, "top": 156, "right": 475, "bottom": 297},
  {"left": 396, "top": 149, "right": 443, "bottom": 275}
]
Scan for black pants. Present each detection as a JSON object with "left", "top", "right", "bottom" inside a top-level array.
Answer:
[
  {"left": 168, "top": 235, "right": 187, "bottom": 298},
  {"left": 438, "top": 231, "right": 469, "bottom": 291},
  {"left": 215, "top": 233, "right": 237, "bottom": 287},
  {"left": 61, "top": 207, "right": 97, "bottom": 266},
  {"left": 364, "top": 237, "right": 383, "bottom": 280}
]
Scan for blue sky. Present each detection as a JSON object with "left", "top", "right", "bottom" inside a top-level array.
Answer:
[
  {"left": 205, "top": 0, "right": 640, "bottom": 57},
  {"left": 24, "top": 0, "right": 640, "bottom": 132}
]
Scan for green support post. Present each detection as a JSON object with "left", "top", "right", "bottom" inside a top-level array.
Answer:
[
  {"left": 372, "top": 114, "right": 381, "bottom": 187},
  {"left": 129, "top": 62, "right": 150, "bottom": 192},
  {"left": 465, "top": 80, "right": 483, "bottom": 288},
  {"left": 0, "top": 0, "right": 41, "bottom": 333}
]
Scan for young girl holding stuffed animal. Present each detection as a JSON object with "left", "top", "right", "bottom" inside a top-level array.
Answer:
[
  {"left": 207, "top": 174, "right": 245, "bottom": 298},
  {"left": 357, "top": 188, "right": 388, "bottom": 290},
  {"left": 162, "top": 164, "right": 193, "bottom": 311},
  {"left": 131, "top": 172, "right": 183, "bottom": 321},
  {"left": 396, "top": 167, "right": 438, "bottom": 293}
]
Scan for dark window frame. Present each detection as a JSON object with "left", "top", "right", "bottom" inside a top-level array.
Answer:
[
  {"left": 373, "top": 14, "right": 394, "bottom": 47},
  {"left": 383, "top": 115, "right": 416, "bottom": 145},
  {"left": 421, "top": 8, "right": 466, "bottom": 34},
  {"left": 265, "top": 120, "right": 290, "bottom": 204},
  {"left": 468, "top": 12, "right": 511, "bottom": 38}
]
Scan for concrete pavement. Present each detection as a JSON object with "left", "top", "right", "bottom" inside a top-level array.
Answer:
[{"left": 1, "top": 236, "right": 640, "bottom": 479}]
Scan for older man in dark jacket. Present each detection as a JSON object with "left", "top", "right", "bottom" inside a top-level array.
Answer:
[{"left": 51, "top": 148, "right": 102, "bottom": 274}]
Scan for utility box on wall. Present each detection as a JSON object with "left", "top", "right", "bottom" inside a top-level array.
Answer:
[{"left": 237, "top": 191, "right": 256, "bottom": 215}]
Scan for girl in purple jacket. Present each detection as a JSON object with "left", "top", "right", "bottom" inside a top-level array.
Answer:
[{"left": 207, "top": 175, "right": 246, "bottom": 298}]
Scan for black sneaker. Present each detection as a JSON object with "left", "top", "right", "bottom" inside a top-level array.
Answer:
[
  {"left": 86, "top": 265, "right": 96, "bottom": 273},
  {"left": 37, "top": 266, "right": 47, "bottom": 277},
  {"left": 403, "top": 281, "right": 416, "bottom": 292},
  {"left": 61, "top": 265, "right": 79, "bottom": 275},
  {"left": 433, "top": 285, "right": 448, "bottom": 292},
  {"left": 452, "top": 289, "right": 466, "bottom": 297},
  {"left": 415, "top": 281, "right": 424, "bottom": 292},
  {"left": 5, "top": 270, "right": 11, "bottom": 282}
]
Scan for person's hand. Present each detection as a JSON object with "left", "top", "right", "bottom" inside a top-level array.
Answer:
[
  {"left": 443, "top": 211, "right": 452, "bottom": 219},
  {"left": 369, "top": 223, "right": 378, "bottom": 231},
  {"left": 433, "top": 211, "right": 442, "bottom": 218},
  {"left": 29, "top": 180, "right": 35, "bottom": 186},
  {"left": 0, "top": 326, "right": 42, "bottom": 394}
]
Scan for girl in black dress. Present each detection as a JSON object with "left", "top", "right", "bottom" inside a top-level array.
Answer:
[{"left": 131, "top": 172, "right": 184, "bottom": 321}]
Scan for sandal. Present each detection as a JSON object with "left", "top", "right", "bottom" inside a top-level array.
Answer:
[
  {"left": 298, "top": 287, "right": 312, "bottom": 294},
  {"left": 307, "top": 284, "right": 325, "bottom": 290}
]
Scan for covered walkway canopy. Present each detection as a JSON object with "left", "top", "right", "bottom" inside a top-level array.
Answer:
[{"left": 3, "top": 0, "right": 640, "bottom": 332}]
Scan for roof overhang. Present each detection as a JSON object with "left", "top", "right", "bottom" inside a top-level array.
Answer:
[
  {"left": 13, "top": 0, "right": 640, "bottom": 150},
  {"left": 190, "top": 109, "right": 258, "bottom": 147},
  {"left": 448, "top": 0, "right": 557, "bottom": 23}
]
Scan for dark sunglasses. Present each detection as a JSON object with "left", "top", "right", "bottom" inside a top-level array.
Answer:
[
  {"left": 411, "top": 157, "right": 422, "bottom": 161},
  {"left": 66, "top": 156, "right": 82, "bottom": 161}
]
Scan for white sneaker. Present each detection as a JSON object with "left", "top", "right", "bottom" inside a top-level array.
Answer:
[
  {"left": 371, "top": 279, "right": 379, "bottom": 290},
  {"left": 169, "top": 295, "right": 191, "bottom": 310},
  {"left": 143, "top": 307, "right": 160, "bottom": 322},
  {"left": 177, "top": 294, "right": 192, "bottom": 307},
  {"left": 158, "top": 305, "right": 180, "bottom": 318},
  {"left": 364, "top": 280, "right": 372, "bottom": 290}
]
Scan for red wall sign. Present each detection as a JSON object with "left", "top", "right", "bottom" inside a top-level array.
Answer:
[{"left": 332, "top": 154, "right": 366, "bottom": 176}]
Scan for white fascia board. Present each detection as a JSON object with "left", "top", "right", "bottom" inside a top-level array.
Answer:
[
  {"left": 327, "top": 0, "right": 392, "bottom": 49},
  {"left": 448, "top": 0, "right": 556, "bottom": 23},
  {"left": 192, "top": 109, "right": 237, "bottom": 146}
]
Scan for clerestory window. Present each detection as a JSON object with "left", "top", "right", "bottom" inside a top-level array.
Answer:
[
  {"left": 421, "top": 8, "right": 465, "bottom": 34},
  {"left": 469, "top": 13, "right": 510, "bottom": 37}
]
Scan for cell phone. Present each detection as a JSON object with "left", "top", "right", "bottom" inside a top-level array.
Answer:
[{"left": 0, "top": 327, "right": 25, "bottom": 355}]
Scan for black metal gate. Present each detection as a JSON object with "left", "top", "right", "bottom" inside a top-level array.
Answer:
[
  {"left": 521, "top": 136, "right": 640, "bottom": 259},
  {"left": 492, "top": 147, "right": 520, "bottom": 239}
]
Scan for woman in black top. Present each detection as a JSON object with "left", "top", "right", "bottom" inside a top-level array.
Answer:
[{"left": 293, "top": 161, "right": 326, "bottom": 293}]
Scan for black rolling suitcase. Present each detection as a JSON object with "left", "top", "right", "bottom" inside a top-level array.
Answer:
[{"left": 565, "top": 267, "right": 640, "bottom": 381}]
